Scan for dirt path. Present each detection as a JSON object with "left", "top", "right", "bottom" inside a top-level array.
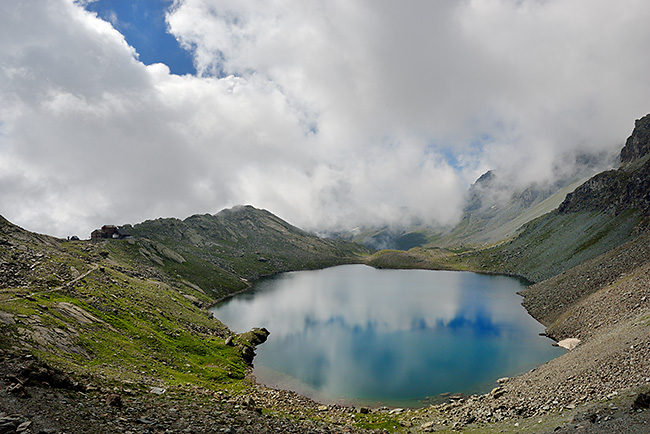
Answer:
[{"left": 3, "top": 264, "right": 99, "bottom": 303}]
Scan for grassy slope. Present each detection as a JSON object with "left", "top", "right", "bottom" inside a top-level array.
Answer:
[
  {"left": 124, "top": 206, "right": 371, "bottom": 299},
  {"left": 436, "top": 177, "right": 591, "bottom": 249},
  {"left": 519, "top": 229, "right": 650, "bottom": 331},
  {"left": 472, "top": 208, "right": 647, "bottom": 282},
  {"left": 0, "top": 232, "right": 250, "bottom": 393},
  {"left": 0, "top": 207, "right": 369, "bottom": 398},
  {"left": 366, "top": 208, "right": 647, "bottom": 285}
]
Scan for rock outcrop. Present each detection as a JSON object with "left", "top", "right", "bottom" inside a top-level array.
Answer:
[
  {"left": 620, "top": 113, "right": 650, "bottom": 165},
  {"left": 559, "top": 114, "right": 650, "bottom": 215},
  {"left": 237, "top": 327, "right": 270, "bottom": 364}
]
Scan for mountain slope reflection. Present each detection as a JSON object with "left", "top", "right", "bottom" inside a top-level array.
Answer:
[
  {"left": 442, "top": 311, "right": 503, "bottom": 336},
  {"left": 212, "top": 265, "right": 562, "bottom": 406}
]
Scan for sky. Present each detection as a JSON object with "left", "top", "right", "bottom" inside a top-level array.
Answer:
[{"left": 2, "top": 0, "right": 650, "bottom": 239}]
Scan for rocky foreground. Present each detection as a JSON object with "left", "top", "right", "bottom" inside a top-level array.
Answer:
[
  {"left": 2, "top": 233, "right": 650, "bottom": 433},
  {"left": 1, "top": 224, "right": 650, "bottom": 433},
  {"left": 2, "top": 309, "right": 650, "bottom": 434},
  {"left": 0, "top": 350, "right": 372, "bottom": 434}
]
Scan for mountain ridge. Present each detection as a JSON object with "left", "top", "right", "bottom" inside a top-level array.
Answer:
[
  {"left": 121, "top": 204, "right": 370, "bottom": 298},
  {"left": 344, "top": 149, "right": 616, "bottom": 251}
]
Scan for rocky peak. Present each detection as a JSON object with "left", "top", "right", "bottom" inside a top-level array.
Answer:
[
  {"left": 464, "top": 170, "right": 496, "bottom": 212},
  {"left": 558, "top": 114, "right": 650, "bottom": 215},
  {"left": 620, "top": 113, "right": 650, "bottom": 166}
]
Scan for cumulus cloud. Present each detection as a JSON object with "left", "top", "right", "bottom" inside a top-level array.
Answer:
[{"left": 1, "top": 0, "right": 650, "bottom": 237}]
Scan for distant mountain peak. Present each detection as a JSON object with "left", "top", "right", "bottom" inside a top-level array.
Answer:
[
  {"left": 215, "top": 204, "right": 257, "bottom": 216},
  {"left": 464, "top": 170, "right": 498, "bottom": 213},
  {"left": 475, "top": 170, "right": 495, "bottom": 184}
]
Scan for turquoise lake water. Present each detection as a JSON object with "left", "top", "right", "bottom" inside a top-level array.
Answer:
[{"left": 211, "top": 264, "right": 562, "bottom": 407}]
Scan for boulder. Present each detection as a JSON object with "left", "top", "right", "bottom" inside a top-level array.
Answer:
[
  {"left": 106, "top": 393, "right": 123, "bottom": 407},
  {"left": 632, "top": 392, "right": 650, "bottom": 410},
  {"left": 555, "top": 338, "right": 581, "bottom": 350},
  {"left": 240, "top": 327, "right": 270, "bottom": 346},
  {"left": 237, "top": 328, "right": 270, "bottom": 364}
]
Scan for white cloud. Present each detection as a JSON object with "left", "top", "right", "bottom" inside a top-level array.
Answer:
[
  {"left": 1, "top": 0, "right": 650, "bottom": 237},
  {"left": 166, "top": 0, "right": 650, "bottom": 187}
]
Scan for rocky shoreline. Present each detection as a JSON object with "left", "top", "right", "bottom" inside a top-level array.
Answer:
[
  {"left": 3, "top": 324, "right": 650, "bottom": 434},
  {"left": 3, "top": 261, "right": 650, "bottom": 434},
  {"left": 229, "top": 233, "right": 650, "bottom": 434},
  {"left": 3, "top": 258, "right": 650, "bottom": 434}
]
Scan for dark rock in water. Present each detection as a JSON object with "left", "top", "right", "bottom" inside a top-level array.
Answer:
[
  {"left": 632, "top": 391, "right": 650, "bottom": 410},
  {"left": 249, "top": 327, "right": 270, "bottom": 345},
  {"left": 240, "top": 345, "right": 256, "bottom": 363}
]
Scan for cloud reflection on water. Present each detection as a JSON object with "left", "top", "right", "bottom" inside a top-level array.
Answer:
[{"left": 212, "top": 265, "right": 561, "bottom": 405}]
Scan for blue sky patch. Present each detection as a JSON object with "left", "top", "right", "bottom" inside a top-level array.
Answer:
[{"left": 85, "top": 0, "right": 195, "bottom": 75}]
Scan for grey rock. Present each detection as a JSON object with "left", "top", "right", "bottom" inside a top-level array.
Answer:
[{"left": 105, "top": 393, "right": 123, "bottom": 407}]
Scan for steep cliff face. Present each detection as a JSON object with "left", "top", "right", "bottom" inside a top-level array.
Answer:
[
  {"left": 557, "top": 161, "right": 650, "bottom": 214},
  {"left": 620, "top": 113, "right": 650, "bottom": 165},
  {"left": 558, "top": 114, "right": 650, "bottom": 215}
]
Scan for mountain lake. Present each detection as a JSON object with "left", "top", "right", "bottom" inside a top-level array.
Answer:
[{"left": 211, "top": 264, "right": 563, "bottom": 407}]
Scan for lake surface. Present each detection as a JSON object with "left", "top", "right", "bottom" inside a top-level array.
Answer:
[{"left": 211, "top": 265, "right": 562, "bottom": 407}]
